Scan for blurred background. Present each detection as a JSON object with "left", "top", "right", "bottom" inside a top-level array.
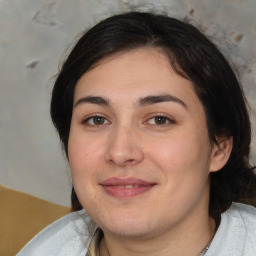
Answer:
[{"left": 0, "top": 0, "right": 255, "bottom": 207}]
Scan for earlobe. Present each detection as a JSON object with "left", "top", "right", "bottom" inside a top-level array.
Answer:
[{"left": 209, "top": 136, "right": 233, "bottom": 173}]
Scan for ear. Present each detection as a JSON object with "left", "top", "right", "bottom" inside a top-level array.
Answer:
[{"left": 209, "top": 136, "right": 233, "bottom": 173}]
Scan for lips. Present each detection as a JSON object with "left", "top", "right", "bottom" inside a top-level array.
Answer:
[{"left": 100, "top": 177, "right": 156, "bottom": 198}]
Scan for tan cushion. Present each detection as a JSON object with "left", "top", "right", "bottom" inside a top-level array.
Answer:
[{"left": 0, "top": 184, "right": 70, "bottom": 255}]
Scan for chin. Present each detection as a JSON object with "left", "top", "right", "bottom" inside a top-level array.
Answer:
[{"left": 100, "top": 215, "right": 156, "bottom": 238}]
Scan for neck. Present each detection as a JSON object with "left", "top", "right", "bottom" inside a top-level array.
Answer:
[
  {"left": 99, "top": 182, "right": 216, "bottom": 256},
  {"left": 100, "top": 215, "right": 216, "bottom": 256}
]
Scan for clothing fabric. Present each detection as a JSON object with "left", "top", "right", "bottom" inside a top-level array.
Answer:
[
  {"left": 86, "top": 229, "right": 101, "bottom": 256},
  {"left": 17, "top": 202, "right": 256, "bottom": 256}
]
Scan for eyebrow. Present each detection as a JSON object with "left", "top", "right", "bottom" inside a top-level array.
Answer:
[
  {"left": 74, "top": 96, "right": 110, "bottom": 108},
  {"left": 139, "top": 94, "right": 187, "bottom": 109},
  {"left": 74, "top": 94, "right": 187, "bottom": 109}
]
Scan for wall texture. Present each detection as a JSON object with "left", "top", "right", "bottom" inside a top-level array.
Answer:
[{"left": 1, "top": 0, "right": 255, "bottom": 207}]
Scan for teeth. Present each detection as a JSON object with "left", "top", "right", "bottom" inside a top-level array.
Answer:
[
  {"left": 125, "top": 185, "right": 134, "bottom": 188},
  {"left": 114, "top": 185, "right": 139, "bottom": 188}
]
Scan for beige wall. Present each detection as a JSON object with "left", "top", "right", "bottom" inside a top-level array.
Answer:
[{"left": 0, "top": 0, "right": 255, "bottom": 206}]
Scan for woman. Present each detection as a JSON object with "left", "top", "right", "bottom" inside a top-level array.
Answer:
[{"left": 18, "top": 11, "right": 256, "bottom": 256}]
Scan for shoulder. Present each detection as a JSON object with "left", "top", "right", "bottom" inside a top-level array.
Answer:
[
  {"left": 17, "top": 209, "right": 98, "bottom": 256},
  {"left": 207, "top": 203, "right": 256, "bottom": 256},
  {"left": 226, "top": 202, "right": 256, "bottom": 229},
  {"left": 222, "top": 203, "right": 256, "bottom": 250}
]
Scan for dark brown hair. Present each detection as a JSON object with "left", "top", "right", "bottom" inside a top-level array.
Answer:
[{"left": 50, "top": 12, "right": 256, "bottom": 218}]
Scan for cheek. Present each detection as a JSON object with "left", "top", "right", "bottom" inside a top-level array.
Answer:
[
  {"left": 147, "top": 130, "right": 211, "bottom": 182},
  {"left": 68, "top": 136, "right": 104, "bottom": 211},
  {"left": 69, "top": 134, "right": 102, "bottom": 168},
  {"left": 68, "top": 134, "right": 105, "bottom": 193}
]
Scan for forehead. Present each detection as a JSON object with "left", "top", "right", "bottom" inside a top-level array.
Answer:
[{"left": 74, "top": 48, "right": 201, "bottom": 109}]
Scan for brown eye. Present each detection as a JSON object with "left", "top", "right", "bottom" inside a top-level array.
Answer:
[
  {"left": 83, "top": 116, "right": 109, "bottom": 126},
  {"left": 147, "top": 116, "right": 174, "bottom": 126},
  {"left": 92, "top": 116, "right": 105, "bottom": 125},
  {"left": 154, "top": 116, "right": 168, "bottom": 125}
]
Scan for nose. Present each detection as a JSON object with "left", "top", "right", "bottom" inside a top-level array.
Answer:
[{"left": 105, "top": 125, "right": 144, "bottom": 167}]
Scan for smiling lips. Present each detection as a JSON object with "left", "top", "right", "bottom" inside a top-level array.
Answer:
[{"left": 100, "top": 177, "right": 156, "bottom": 198}]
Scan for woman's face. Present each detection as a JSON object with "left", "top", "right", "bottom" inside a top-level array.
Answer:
[{"left": 68, "top": 48, "right": 220, "bottom": 239}]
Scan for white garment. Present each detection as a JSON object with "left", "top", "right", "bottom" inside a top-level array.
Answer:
[
  {"left": 17, "top": 202, "right": 256, "bottom": 256},
  {"left": 206, "top": 203, "right": 256, "bottom": 256},
  {"left": 17, "top": 210, "right": 97, "bottom": 256}
]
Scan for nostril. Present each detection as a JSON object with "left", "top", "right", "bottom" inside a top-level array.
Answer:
[
  {"left": 105, "top": 147, "right": 144, "bottom": 166},
  {"left": 106, "top": 153, "right": 136, "bottom": 166},
  {"left": 105, "top": 128, "right": 144, "bottom": 166}
]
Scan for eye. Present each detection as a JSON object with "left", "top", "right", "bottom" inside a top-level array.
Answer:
[
  {"left": 147, "top": 115, "right": 174, "bottom": 125},
  {"left": 83, "top": 116, "right": 110, "bottom": 126}
]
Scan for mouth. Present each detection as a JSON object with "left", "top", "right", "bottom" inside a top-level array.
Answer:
[{"left": 99, "top": 177, "right": 157, "bottom": 198}]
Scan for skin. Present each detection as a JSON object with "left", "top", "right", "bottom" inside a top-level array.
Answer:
[{"left": 68, "top": 48, "right": 232, "bottom": 256}]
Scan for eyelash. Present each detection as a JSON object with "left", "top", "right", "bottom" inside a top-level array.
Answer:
[
  {"left": 81, "top": 114, "right": 175, "bottom": 127},
  {"left": 82, "top": 115, "right": 110, "bottom": 126},
  {"left": 146, "top": 115, "right": 175, "bottom": 126}
]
